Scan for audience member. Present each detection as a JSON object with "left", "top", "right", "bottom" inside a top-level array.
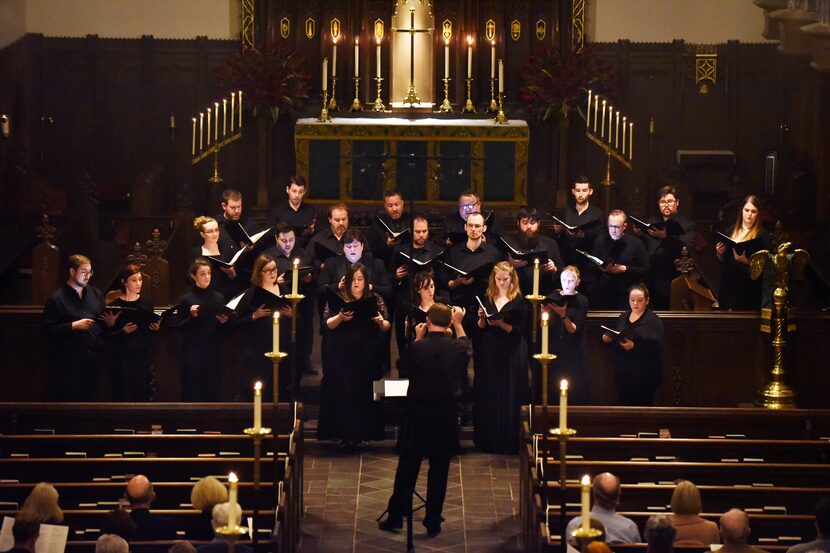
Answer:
[
  {"left": 646, "top": 515, "right": 677, "bottom": 553},
  {"left": 186, "top": 476, "right": 229, "bottom": 541},
  {"left": 95, "top": 534, "right": 129, "bottom": 553},
  {"left": 125, "top": 474, "right": 177, "bottom": 541},
  {"left": 786, "top": 498, "right": 830, "bottom": 553},
  {"left": 566, "top": 472, "right": 641, "bottom": 544},
  {"left": 196, "top": 502, "right": 252, "bottom": 553},
  {"left": 169, "top": 542, "right": 198, "bottom": 553},
  {"left": 719, "top": 509, "right": 768, "bottom": 553},
  {"left": 7, "top": 519, "right": 39, "bottom": 553},
  {"left": 585, "top": 542, "right": 613, "bottom": 553},
  {"left": 669, "top": 480, "right": 720, "bottom": 545},
  {"left": 101, "top": 509, "right": 136, "bottom": 542},
  {"left": 18, "top": 482, "right": 63, "bottom": 525}
]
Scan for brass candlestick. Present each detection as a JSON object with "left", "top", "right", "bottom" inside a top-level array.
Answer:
[
  {"left": 439, "top": 77, "right": 452, "bottom": 113},
  {"left": 487, "top": 78, "right": 498, "bottom": 112},
  {"left": 463, "top": 78, "right": 475, "bottom": 112},
  {"left": 208, "top": 150, "right": 223, "bottom": 183},
  {"left": 600, "top": 149, "right": 614, "bottom": 187},
  {"left": 317, "top": 90, "right": 331, "bottom": 122},
  {"left": 243, "top": 426, "right": 271, "bottom": 487},
  {"left": 328, "top": 76, "right": 339, "bottom": 111},
  {"left": 525, "top": 294, "right": 546, "bottom": 344},
  {"left": 285, "top": 293, "right": 305, "bottom": 402},
  {"left": 350, "top": 77, "right": 363, "bottom": 111},
  {"left": 264, "top": 351, "right": 288, "bottom": 403},
  {"left": 373, "top": 77, "right": 386, "bottom": 111},
  {"left": 494, "top": 92, "right": 508, "bottom": 124}
]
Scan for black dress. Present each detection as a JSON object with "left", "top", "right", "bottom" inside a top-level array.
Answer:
[
  {"left": 317, "top": 294, "right": 389, "bottom": 443},
  {"left": 609, "top": 308, "right": 664, "bottom": 406},
  {"left": 550, "top": 292, "right": 590, "bottom": 405},
  {"left": 107, "top": 296, "right": 156, "bottom": 401},
  {"left": 473, "top": 297, "right": 530, "bottom": 454},
  {"left": 173, "top": 286, "right": 227, "bottom": 402},
  {"left": 188, "top": 244, "right": 240, "bottom": 300},
  {"left": 718, "top": 227, "right": 770, "bottom": 311}
]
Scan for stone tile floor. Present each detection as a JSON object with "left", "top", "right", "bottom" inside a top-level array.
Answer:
[{"left": 298, "top": 440, "right": 523, "bottom": 552}]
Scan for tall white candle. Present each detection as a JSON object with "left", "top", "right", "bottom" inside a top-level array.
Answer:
[
  {"left": 354, "top": 39, "right": 359, "bottom": 76},
  {"left": 230, "top": 93, "right": 235, "bottom": 132},
  {"left": 444, "top": 39, "right": 449, "bottom": 79},
  {"left": 332, "top": 39, "right": 337, "bottom": 78},
  {"left": 580, "top": 474, "right": 591, "bottom": 531},
  {"left": 593, "top": 96, "right": 598, "bottom": 133},
  {"left": 559, "top": 379, "right": 568, "bottom": 430},
  {"left": 622, "top": 116, "right": 627, "bottom": 154},
  {"left": 238, "top": 90, "right": 243, "bottom": 128},
  {"left": 586, "top": 90, "right": 592, "bottom": 127},
  {"left": 532, "top": 258, "right": 540, "bottom": 296},
  {"left": 606, "top": 106, "right": 612, "bottom": 143},
  {"left": 498, "top": 59, "right": 504, "bottom": 93},
  {"left": 272, "top": 312, "right": 280, "bottom": 353},
  {"left": 206, "top": 108, "right": 211, "bottom": 145},
  {"left": 490, "top": 40, "right": 495, "bottom": 79},
  {"left": 467, "top": 36, "right": 472, "bottom": 78},
  {"left": 600, "top": 100, "right": 606, "bottom": 139},
  {"left": 253, "top": 381, "right": 262, "bottom": 432},
  {"left": 376, "top": 38, "right": 381, "bottom": 79},
  {"left": 541, "top": 311, "right": 549, "bottom": 355},
  {"left": 214, "top": 102, "right": 219, "bottom": 141},
  {"left": 222, "top": 99, "right": 227, "bottom": 137},
  {"left": 629, "top": 122, "right": 634, "bottom": 160},
  {"left": 615, "top": 111, "right": 620, "bottom": 149},
  {"left": 292, "top": 258, "right": 299, "bottom": 296},
  {"left": 199, "top": 113, "right": 204, "bottom": 150},
  {"left": 322, "top": 57, "right": 328, "bottom": 92},
  {"left": 191, "top": 117, "right": 196, "bottom": 155},
  {"left": 227, "top": 472, "right": 239, "bottom": 528}
]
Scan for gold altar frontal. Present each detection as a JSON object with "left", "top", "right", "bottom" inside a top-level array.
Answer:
[{"left": 294, "top": 117, "right": 528, "bottom": 205}]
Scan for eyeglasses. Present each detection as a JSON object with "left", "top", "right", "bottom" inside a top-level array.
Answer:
[
  {"left": 262, "top": 267, "right": 278, "bottom": 275},
  {"left": 460, "top": 202, "right": 480, "bottom": 211},
  {"left": 658, "top": 199, "right": 677, "bottom": 205},
  {"left": 78, "top": 270, "right": 94, "bottom": 276},
  {"left": 608, "top": 224, "right": 624, "bottom": 230}
]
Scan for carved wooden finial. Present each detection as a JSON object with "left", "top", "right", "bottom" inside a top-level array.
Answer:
[
  {"left": 127, "top": 241, "right": 148, "bottom": 268},
  {"left": 674, "top": 246, "right": 695, "bottom": 276},
  {"left": 36, "top": 213, "right": 56, "bottom": 244},
  {"left": 771, "top": 220, "right": 789, "bottom": 249},
  {"left": 145, "top": 228, "right": 167, "bottom": 256}
]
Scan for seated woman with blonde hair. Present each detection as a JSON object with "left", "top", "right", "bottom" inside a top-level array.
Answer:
[
  {"left": 18, "top": 482, "right": 64, "bottom": 525},
  {"left": 186, "top": 476, "right": 229, "bottom": 541},
  {"left": 670, "top": 480, "right": 720, "bottom": 545}
]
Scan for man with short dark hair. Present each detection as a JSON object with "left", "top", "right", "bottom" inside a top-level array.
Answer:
[
  {"left": 307, "top": 202, "right": 349, "bottom": 271},
  {"left": 565, "top": 472, "right": 641, "bottom": 544},
  {"left": 645, "top": 515, "right": 677, "bottom": 553},
  {"left": 368, "top": 190, "right": 411, "bottom": 268},
  {"left": 216, "top": 188, "right": 260, "bottom": 291},
  {"left": 380, "top": 303, "right": 471, "bottom": 538},
  {"left": 267, "top": 176, "right": 318, "bottom": 249},
  {"left": 125, "top": 474, "right": 177, "bottom": 541},
  {"left": 785, "top": 497, "right": 830, "bottom": 553},
  {"left": 719, "top": 509, "right": 768, "bottom": 553},
  {"left": 440, "top": 190, "right": 500, "bottom": 248},
  {"left": 590, "top": 209, "right": 650, "bottom": 309},
  {"left": 8, "top": 519, "right": 39, "bottom": 553}
]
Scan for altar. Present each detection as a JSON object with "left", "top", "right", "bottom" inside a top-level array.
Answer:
[{"left": 294, "top": 117, "right": 528, "bottom": 205}]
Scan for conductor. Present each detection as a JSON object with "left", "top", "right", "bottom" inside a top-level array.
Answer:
[{"left": 379, "top": 303, "right": 471, "bottom": 538}]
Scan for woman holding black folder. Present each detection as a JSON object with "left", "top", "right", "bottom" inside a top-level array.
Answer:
[
  {"left": 173, "top": 258, "right": 229, "bottom": 401},
  {"left": 106, "top": 263, "right": 160, "bottom": 401},
  {"left": 714, "top": 195, "right": 770, "bottom": 310},
  {"left": 602, "top": 283, "right": 664, "bottom": 406},
  {"left": 474, "top": 261, "right": 529, "bottom": 454},
  {"left": 319, "top": 263, "right": 390, "bottom": 449},
  {"left": 189, "top": 216, "right": 239, "bottom": 299},
  {"left": 233, "top": 254, "right": 294, "bottom": 400},
  {"left": 546, "top": 265, "right": 590, "bottom": 404}
]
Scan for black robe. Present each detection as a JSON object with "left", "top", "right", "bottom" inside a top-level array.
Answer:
[
  {"left": 473, "top": 297, "right": 529, "bottom": 454},
  {"left": 107, "top": 295, "right": 156, "bottom": 401},
  {"left": 637, "top": 214, "right": 696, "bottom": 309},
  {"left": 367, "top": 212, "right": 411, "bottom": 268},
  {"left": 172, "top": 286, "right": 227, "bottom": 401},
  {"left": 550, "top": 292, "right": 590, "bottom": 405},
  {"left": 717, "top": 227, "right": 770, "bottom": 311},
  {"left": 609, "top": 308, "right": 664, "bottom": 406},
  {"left": 591, "top": 234, "right": 650, "bottom": 309},
  {"left": 555, "top": 203, "right": 605, "bottom": 275},
  {"left": 267, "top": 201, "right": 319, "bottom": 249},
  {"left": 188, "top": 243, "right": 240, "bottom": 300}
]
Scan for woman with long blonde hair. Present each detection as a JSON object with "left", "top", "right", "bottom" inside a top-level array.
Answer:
[
  {"left": 19, "top": 482, "right": 63, "bottom": 524},
  {"left": 473, "top": 261, "right": 529, "bottom": 453}
]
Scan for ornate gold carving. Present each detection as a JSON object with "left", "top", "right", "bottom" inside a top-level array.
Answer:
[
  {"left": 692, "top": 44, "right": 718, "bottom": 94},
  {"left": 442, "top": 19, "right": 452, "bottom": 41},
  {"left": 535, "top": 19, "right": 546, "bottom": 41},
  {"left": 485, "top": 19, "right": 496, "bottom": 42},
  {"left": 374, "top": 18, "right": 385, "bottom": 41},
  {"left": 241, "top": 0, "right": 255, "bottom": 49},
  {"left": 331, "top": 18, "right": 341, "bottom": 40},
  {"left": 511, "top": 20, "right": 521, "bottom": 41},
  {"left": 572, "top": 0, "right": 585, "bottom": 52},
  {"left": 280, "top": 17, "right": 290, "bottom": 39},
  {"left": 305, "top": 17, "right": 316, "bottom": 39}
]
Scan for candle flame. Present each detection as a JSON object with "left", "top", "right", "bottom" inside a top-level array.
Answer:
[
  {"left": 541, "top": 311, "right": 549, "bottom": 322},
  {"left": 445, "top": 38, "right": 449, "bottom": 45},
  {"left": 376, "top": 37, "right": 381, "bottom": 45},
  {"left": 467, "top": 35, "right": 473, "bottom": 45},
  {"left": 273, "top": 312, "right": 280, "bottom": 320},
  {"left": 254, "top": 381, "right": 262, "bottom": 391},
  {"left": 333, "top": 36, "right": 338, "bottom": 44},
  {"left": 192, "top": 117, "right": 196, "bottom": 123},
  {"left": 581, "top": 474, "right": 590, "bottom": 486},
  {"left": 561, "top": 379, "right": 569, "bottom": 392},
  {"left": 293, "top": 258, "right": 299, "bottom": 266},
  {"left": 355, "top": 38, "right": 359, "bottom": 45},
  {"left": 229, "top": 472, "right": 238, "bottom": 483}
]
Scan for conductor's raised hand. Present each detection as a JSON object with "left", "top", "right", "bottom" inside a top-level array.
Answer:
[
  {"left": 414, "top": 321, "right": 428, "bottom": 341},
  {"left": 451, "top": 305, "right": 466, "bottom": 325}
]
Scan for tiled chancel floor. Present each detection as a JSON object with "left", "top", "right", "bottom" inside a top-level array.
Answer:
[{"left": 299, "top": 441, "right": 523, "bottom": 552}]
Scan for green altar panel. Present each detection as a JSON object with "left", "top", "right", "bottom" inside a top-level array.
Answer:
[{"left": 295, "top": 117, "right": 528, "bottom": 205}]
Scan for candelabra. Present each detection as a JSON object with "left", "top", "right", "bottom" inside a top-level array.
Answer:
[
  {"left": 438, "top": 78, "right": 452, "bottom": 113},
  {"left": 463, "top": 78, "right": 475, "bottom": 112},
  {"left": 192, "top": 131, "right": 241, "bottom": 183},
  {"left": 487, "top": 78, "right": 498, "bottom": 112},
  {"left": 350, "top": 77, "right": 363, "bottom": 111},
  {"left": 317, "top": 90, "right": 331, "bottom": 122},
  {"left": 494, "top": 92, "right": 507, "bottom": 124},
  {"left": 373, "top": 77, "right": 386, "bottom": 111},
  {"left": 328, "top": 77, "right": 339, "bottom": 111}
]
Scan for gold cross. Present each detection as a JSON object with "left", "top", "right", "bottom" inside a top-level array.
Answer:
[{"left": 392, "top": 8, "right": 433, "bottom": 105}]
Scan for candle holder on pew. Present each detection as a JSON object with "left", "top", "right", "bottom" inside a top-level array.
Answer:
[
  {"left": 494, "top": 93, "right": 508, "bottom": 124},
  {"left": 487, "top": 78, "right": 498, "bottom": 112},
  {"left": 264, "top": 350, "right": 289, "bottom": 404},
  {"left": 243, "top": 422, "right": 270, "bottom": 547},
  {"left": 373, "top": 77, "right": 386, "bottom": 111},
  {"left": 526, "top": 295, "right": 546, "bottom": 345},
  {"left": 350, "top": 77, "right": 363, "bottom": 111},
  {"left": 438, "top": 77, "right": 453, "bottom": 113},
  {"left": 464, "top": 78, "right": 476, "bottom": 113},
  {"left": 328, "top": 76, "right": 339, "bottom": 112}
]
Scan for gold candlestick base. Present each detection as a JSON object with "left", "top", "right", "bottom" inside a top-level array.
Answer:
[
  {"left": 243, "top": 427, "right": 272, "bottom": 436},
  {"left": 404, "top": 82, "right": 420, "bottom": 106},
  {"left": 328, "top": 77, "right": 339, "bottom": 111},
  {"left": 438, "top": 78, "right": 452, "bottom": 113},
  {"left": 317, "top": 90, "right": 332, "bottom": 122},
  {"left": 572, "top": 527, "right": 604, "bottom": 540},
  {"left": 487, "top": 78, "right": 498, "bottom": 113},
  {"left": 215, "top": 525, "right": 248, "bottom": 537},
  {"left": 549, "top": 427, "right": 576, "bottom": 437},
  {"left": 350, "top": 77, "right": 362, "bottom": 112},
  {"left": 373, "top": 77, "right": 386, "bottom": 111},
  {"left": 494, "top": 93, "right": 508, "bottom": 124},
  {"left": 464, "top": 78, "right": 476, "bottom": 113}
]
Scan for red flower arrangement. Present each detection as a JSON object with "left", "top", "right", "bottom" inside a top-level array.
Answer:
[
  {"left": 520, "top": 45, "right": 617, "bottom": 123},
  {"left": 219, "top": 44, "right": 311, "bottom": 125}
]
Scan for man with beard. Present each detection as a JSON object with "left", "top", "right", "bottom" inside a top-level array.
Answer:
[
  {"left": 216, "top": 189, "right": 261, "bottom": 294},
  {"left": 307, "top": 203, "right": 349, "bottom": 271},
  {"left": 631, "top": 185, "right": 696, "bottom": 309},
  {"left": 368, "top": 190, "right": 411, "bottom": 269},
  {"left": 553, "top": 177, "right": 605, "bottom": 298},
  {"left": 504, "top": 206, "right": 563, "bottom": 297}
]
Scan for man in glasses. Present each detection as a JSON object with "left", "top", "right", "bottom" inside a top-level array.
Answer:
[
  {"left": 590, "top": 210, "right": 649, "bottom": 309},
  {"left": 632, "top": 185, "right": 696, "bottom": 309},
  {"left": 440, "top": 190, "right": 500, "bottom": 248}
]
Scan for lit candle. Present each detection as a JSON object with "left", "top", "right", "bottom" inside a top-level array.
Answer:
[
  {"left": 498, "top": 59, "right": 504, "bottom": 94},
  {"left": 238, "top": 90, "right": 243, "bottom": 128},
  {"left": 444, "top": 38, "right": 450, "bottom": 79},
  {"left": 532, "top": 258, "right": 540, "bottom": 296},
  {"left": 230, "top": 92, "right": 235, "bottom": 132},
  {"left": 490, "top": 40, "right": 495, "bottom": 79},
  {"left": 466, "top": 35, "right": 472, "bottom": 78},
  {"left": 600, "top": 100, "right": 606, "bottom": 139},
  {"left": 253, "top": 381, "right": 262, "bottom": 432},
  {"left": 593, "top": 96, "right": 598, "bottom": 133},
  {"left": 615, "top": 110, "right": 620, "bottom": 149},
  {"left": 622, "top": 116, "right": 627, "bottom": 154},
  {"left": 223, "top": 99, "right": 227, "bottom": 137},
  {"left": 586, "top": 89, "right": 592, "bottom": 127},
  {"left": 332, "top": 38, "right": 337, "bottom": 78},
  {"left": 191, "top": 117, "right": 196, "bottom": 155},
  {"left": 169, "top": 113, "right": 176, "bottom": 129},
  {"left": 214, "top": 102, "right": 219, "bottom": 140},
  {"left": 559, "top": 379, "right": 568, "bottom": 430},
  {"left": 376, "top": 38, "right": 381, "bottom": 79},
  {"left": 606, "top": 106, "right": 612, "bottom": 143},
  {"left": 580, "top": 474, "right": 591, "bottom": 531},
  {"left": 354, "top": 39, "right": 359, "bottom": 77},
  {"left": 272, "top": 311, "right": 280, "bottom": 353},
  {"left": 292, "top": 258, "right": 299, "bottom": 296},
  {"left": 541, "top": 311, "right": 549, "bottom": 356},
  {"left": 199, "top": 113, "right": 204, "bottom": 150},
  {"left": 227, "top": 472, "right": 239, "bottom": 528},
  {"left": 322, "top": 57, "right": 328, "bottom": 92},
  {"left": 629, "top": 122, "right": 634, "bottom": 160},
  {"left": 206, "top": 108, "right": 211, "bottom": 145}
]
